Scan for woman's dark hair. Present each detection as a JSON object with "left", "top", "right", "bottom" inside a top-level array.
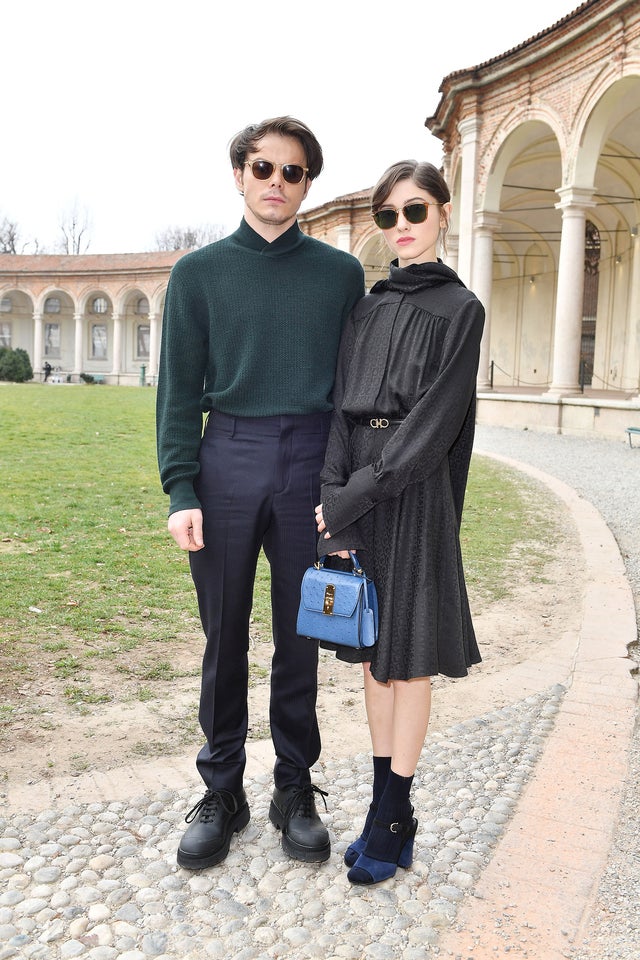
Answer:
[
  {"left": 229, "top": 116, "right": 324, "bottom": 181},
  {"left": 371, "top": 160, "right": 451, "bottom": 251}
]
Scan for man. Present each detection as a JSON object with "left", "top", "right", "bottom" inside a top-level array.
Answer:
[{"left": 156, "top": 116, "right": 364, "bottom": 869}]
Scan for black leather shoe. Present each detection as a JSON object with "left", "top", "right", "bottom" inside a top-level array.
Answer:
[
  {"left": 177, "top": 788, "right": 250, "bottom": 869},
  {"left": 269, "top": 784, "right": 330, "bottom": 862}
]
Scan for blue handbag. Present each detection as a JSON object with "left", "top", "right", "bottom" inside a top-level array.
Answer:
[{"left": 297, "top": 552, "right": 378, "bottom": 649}]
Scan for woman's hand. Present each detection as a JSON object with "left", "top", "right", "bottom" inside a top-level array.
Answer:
[
  {"left": 315, "top": 503, "right": 351, "bottom": 559},
  {"left": 314, "top": 502, "right": 327, "bottom": 535}
]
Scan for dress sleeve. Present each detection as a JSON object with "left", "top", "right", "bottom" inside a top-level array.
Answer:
[
  {"left": 321, "top": 297, "right": 485, "bottom": 540},
  {"left": 318, "top": 313, "right": 366, "bottom": 554}
]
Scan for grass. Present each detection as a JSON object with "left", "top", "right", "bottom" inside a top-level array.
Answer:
[{"left": 0, "top": 382, "right": 558, "bottom": 713}]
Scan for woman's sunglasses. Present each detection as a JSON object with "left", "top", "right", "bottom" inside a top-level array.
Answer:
[
  {"left": 244, "top": 160, "right": 309, "bottom": 185},
  {"left": 373, "top": 200, "right": 440, "bottom": 230}
]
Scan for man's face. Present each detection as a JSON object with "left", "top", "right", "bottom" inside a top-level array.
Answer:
[{"left": 234, "top": 133, "right": 312, "bottom": 235}]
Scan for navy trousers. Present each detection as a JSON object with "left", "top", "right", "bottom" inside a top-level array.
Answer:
[{"left": 189, "top": 410, "right": 331, "bottom": 794}]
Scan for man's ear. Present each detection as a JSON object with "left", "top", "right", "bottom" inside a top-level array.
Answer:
[
  {"left": 233, "top": 166, "right": 244, "bottom": 196},
  {"left": 302, "top": 177, "right": 313, "bottom": 201}
]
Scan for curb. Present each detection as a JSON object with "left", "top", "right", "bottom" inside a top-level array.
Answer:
[{"left": 436, "top": 453, "right": 639, "bottom": 958}]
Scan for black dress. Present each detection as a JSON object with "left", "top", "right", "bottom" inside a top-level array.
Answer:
[{"left": 320, "top": 260, "right": 485, "bottom": 682}]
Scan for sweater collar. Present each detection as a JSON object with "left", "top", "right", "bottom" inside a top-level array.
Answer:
[
  {"left": 231, "top": 217, "right": 306, "bottom": 257},
  {"left": 371, "top": 258, "right": 466, "bottom": 294}
]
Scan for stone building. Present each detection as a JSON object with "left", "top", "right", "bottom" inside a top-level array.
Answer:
[
  {"left": 2, "top": 0, "right": 639, "bottom": 438},
  {"left": 300, "top": 0, "right": 640, "bottom": 438},
  {"left": 0, "top": 252, "right": 184, "bottom": 385}
]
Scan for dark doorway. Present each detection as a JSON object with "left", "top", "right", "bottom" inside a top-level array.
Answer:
[{"left": 581, "top": 220, "right": 600, "bottom": 386}]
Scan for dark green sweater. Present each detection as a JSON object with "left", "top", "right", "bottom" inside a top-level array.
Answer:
[{"left": 156, "top": 218, "right": 365, "bottom": 515}]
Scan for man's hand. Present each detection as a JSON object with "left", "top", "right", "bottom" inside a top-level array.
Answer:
[{"left": 168, "top": 509, "right": 204, "bottom": 551}]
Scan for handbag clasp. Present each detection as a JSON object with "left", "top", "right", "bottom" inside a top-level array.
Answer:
[
  {"left": 323, "top": 583, "right": 335, "bottom": 615},
  {"left": 369, "top": 417, "right": 390, "bottom": 429}
]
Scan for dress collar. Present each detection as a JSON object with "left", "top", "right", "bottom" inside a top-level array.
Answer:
[{"left": 372, "top": 259, "right": 465, "bottom": 294}]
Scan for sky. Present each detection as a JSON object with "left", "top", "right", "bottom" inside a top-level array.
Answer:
[{"left": 2, "top": 0, "right": 584, "bottom": 254}]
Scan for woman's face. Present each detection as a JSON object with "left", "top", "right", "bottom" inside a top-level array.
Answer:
[{"left": 377, "top": 179, "right": 450, "bottom": 267}]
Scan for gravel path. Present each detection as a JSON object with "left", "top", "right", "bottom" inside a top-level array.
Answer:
[
  {"left": 0, "top": 425, "right": 637, "bottom": 960},
  {"left": 475, "top": 425, "right": 640, "bottom": 960}
]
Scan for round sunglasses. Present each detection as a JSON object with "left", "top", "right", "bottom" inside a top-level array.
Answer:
[
  {"left": 244, "top": 159, "right": 309, "bottom": 185},
  {"left": 373, "top": 200, "right": 440, "bottom": 230}
]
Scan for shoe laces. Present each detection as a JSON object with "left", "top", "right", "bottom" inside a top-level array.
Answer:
[
  {"left": 285, "top": 783, "right": 329, "bottom": 820},
  {"left": 184, "top": 789, "right": 238, "bottom": 824}
]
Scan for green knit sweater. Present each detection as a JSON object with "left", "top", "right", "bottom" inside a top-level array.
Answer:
[{"left": 156, "top": 218, "right": 365, "bottom": 515}]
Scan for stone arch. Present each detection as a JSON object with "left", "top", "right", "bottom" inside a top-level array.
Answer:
[
  {"left": 353, "top": 227, "right": 389, "bottom": 289},
  {"left": 35, "top": 286, "right": 77, "bottom": 315},
  {"left": 77, "top": 287, "right": 113, "bottom": 317},
  {"left": 574, "top": 74, "right": 640, "bottom": 190},
  {"left": 0, "top": 288, "right": 34, "bottom": 357},
  {"left": 37, "top": 288, "right": 76, "bottom": 372},
  {"left": 150, "top": 282, "right": 170, "bottom": 317},
  {"left": 483, "top": 117, "right": 564, "bottom": 213}
]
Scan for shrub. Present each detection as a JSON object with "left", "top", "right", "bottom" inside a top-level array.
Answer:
[{"left": 0, "top": 347, "right": 33, "bottom": 383}]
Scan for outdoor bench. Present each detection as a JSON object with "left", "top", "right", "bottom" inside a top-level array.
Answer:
[{"left": 625, "top": 426, "right": 640, "bottom": 447}]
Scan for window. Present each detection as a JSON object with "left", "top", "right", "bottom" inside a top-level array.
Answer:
[
  {"left": 44, "top": 297, "right": 61, "bottom": 314},
  {"left": 136, "top": 324, "right": 150, "bottom": 360},
  {"left": 0, "top": 297, "right": 12, "bottom": 313},
  {"left": 135, "top": 297, "right": 149, "bottom": 315},
  {"left": 44, "top": 323, "right": 61, "bottom": 357},
  {"left": 0, "top": 321, "right": 11, "bottom": 348},
  {"left": 91, "top": 324, "right": 108, "bottom": 359},
  {"left": 92, "top": 297, "right": 108, "bottom": 314}
]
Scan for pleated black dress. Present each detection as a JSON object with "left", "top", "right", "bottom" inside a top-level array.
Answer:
[{"left": 319, "top": 260, "right": 485, "bottom": 682}]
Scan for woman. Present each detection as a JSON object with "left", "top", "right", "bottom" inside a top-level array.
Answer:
[{"left": 315, "top": 161, "right": 485, "bottom": 885}]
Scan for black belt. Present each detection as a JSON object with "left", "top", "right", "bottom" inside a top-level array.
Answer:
[{"left": 351, "top": 416, "right": 405, "bottom": 429}]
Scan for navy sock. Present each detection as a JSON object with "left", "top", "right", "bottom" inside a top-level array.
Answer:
[
  {"left": 377, "top": 770, "right": 414, "bottom": 825},
  {"left": 371, "top": 756, "right": 391, "bottom": 805},
  {"left": 355, "top": 756, "right": 392, "bottom": 841}
]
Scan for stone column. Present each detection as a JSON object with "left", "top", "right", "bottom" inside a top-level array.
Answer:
[
  {"left": 73, "top": 313, "right": 83, "bottom": 377},
  {"left": 111, "top": 314, "right": 122, "bottom": 376},
  {"left": 472, "top": 213, "right": 500, "bottom": 389},
  {"left": 148, "top": 313, "right": 159, "bottom": 382},
  {"left": 32, "top": 312, "right": 43, "bottom": 376},
  {"left": 456, "top": 117, "right": 481, "bottom": 286},
  {"left": 628, "top": 233, "right": 640, "bottom": 398},
  {"left": 335, "top": 224, "right": 351, "bottom": 253},
  {"left": 544, "top": 187, "right": 597, "bottom": 397},
  {"left": 444, "top": 234, "right": 459, "bottom": 274}
]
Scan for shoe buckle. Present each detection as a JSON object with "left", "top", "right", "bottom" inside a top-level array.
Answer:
[{"left": 389, "top": 821, "right": 400, "bottom": 833}]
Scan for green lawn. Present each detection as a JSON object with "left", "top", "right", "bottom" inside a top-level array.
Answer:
[{"left": 0, "top": 382, "right": 556, "bottom": 707}]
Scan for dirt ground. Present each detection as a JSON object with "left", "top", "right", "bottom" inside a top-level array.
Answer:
[{"left": 1, "top": 494, "right": 582, "bottom": 807}]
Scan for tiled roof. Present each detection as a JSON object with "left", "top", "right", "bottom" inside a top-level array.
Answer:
[
  {"left": 440, "top": 1, "right": 591, "bottom": 83},
  {"left": 301, "top": 189, "right": 372, "bottom": 219},
  {"left": 0, "top": 251, "right": 187, "bottom": 275}
]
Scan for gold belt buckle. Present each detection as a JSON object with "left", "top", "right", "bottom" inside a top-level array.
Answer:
[{"left": 369, "top": 417, "right": 390, "bottom": 429}]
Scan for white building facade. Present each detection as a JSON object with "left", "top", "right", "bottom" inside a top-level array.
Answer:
[{"left": 0, "top": 252, "right": 184, "bottom": 384}]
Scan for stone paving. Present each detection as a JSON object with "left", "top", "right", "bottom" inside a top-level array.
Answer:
[
  {"left": 0, "top": 689, "right": 564, "bottom": 960},
  {"left": 1, "top": 434, "right": 637, "bottom": 960}
]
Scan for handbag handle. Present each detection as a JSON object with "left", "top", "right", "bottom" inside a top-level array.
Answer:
[
  {"left": 316, "top": 552, "right": 372, "bottom": 615},
  {"left": 316, "top": 551, "right": 363, "bottom": 573}
]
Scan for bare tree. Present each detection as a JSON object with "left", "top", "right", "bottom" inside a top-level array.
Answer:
[
  {"left": 155, "top": 223, "right": 225, "bottom": 251},
  {"left": 0, "top": 216, "right": 20, "bottom": 254},
  {"left": 58, "top": 202, "right": 92, "bottom": 254}
]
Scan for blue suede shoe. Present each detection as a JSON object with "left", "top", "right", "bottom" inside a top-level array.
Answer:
[
  {"left": 347, "top": 814, "right": 417, "bottom": 885},
  {"left": 344, "top": 836, "right": 366, "bottom": 868},
  {"left": 344, "top": 803, "right": 377, "bottom": 868}
]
